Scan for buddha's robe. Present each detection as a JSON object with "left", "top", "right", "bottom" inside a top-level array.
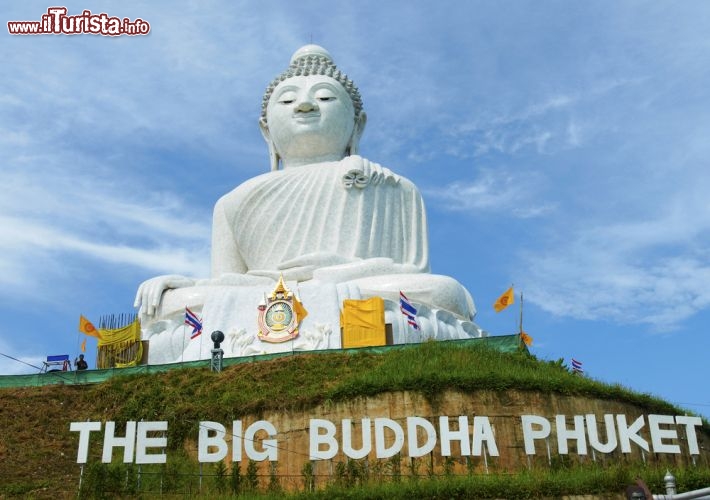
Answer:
[
  {"left": 208, "top": 156, "right": 474, "bottom": 320},
  {"left": 212, "top": 157, "right": 427, "bottom": 277}
]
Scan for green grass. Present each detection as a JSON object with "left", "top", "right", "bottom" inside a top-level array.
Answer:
[
  {"left": 295, "top": 464, "right": 710, "bottom": 500},
  {"left": 91, "top": 340, "right": 704, "bottom": 436},
  {"left": 73, "top": 461, "right": 710, "bottom": 499}
]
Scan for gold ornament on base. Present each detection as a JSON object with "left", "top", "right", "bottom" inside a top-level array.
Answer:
[{"left": 257, "top": 275, "right": 308, "bottom": 343}]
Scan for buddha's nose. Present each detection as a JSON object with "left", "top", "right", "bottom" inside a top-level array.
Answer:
[{"left": 295, "top": 99, "right": 318, "bottom": 113}]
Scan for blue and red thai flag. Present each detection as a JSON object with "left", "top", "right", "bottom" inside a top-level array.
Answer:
[
  {"left": 185, "top": 307, "right": 202, "bottom": 339},
  {"left": 571, "top": 358, "right": 583, "bottom": 374},
  {"left": 399, "top": 291, "right": 419, "bottom": 330}
]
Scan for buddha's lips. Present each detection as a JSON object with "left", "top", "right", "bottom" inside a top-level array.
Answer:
[{"left": 293, "top": 112, "right": 320, "bottom": 122}]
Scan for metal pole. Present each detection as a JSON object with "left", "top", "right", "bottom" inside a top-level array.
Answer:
[
  {"left": 181, "top": 310, "right": 186, "bottom": 364},
  {"left": 77, "top": 465, "right": 84, "bottom": 498}
]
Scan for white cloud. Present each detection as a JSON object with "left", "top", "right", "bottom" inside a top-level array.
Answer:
[
  {"left": 524, "top": 250, "right": 710, "bottom": 329},
  {"left": 438, "top": 77, "right": 647, "bottom": 160},
  {"left": 509, "top": 130, "right": 554, "bottom": 154},
  {"left": 520, "top": 192, "right": 710, "bottom": 329},
  {"left": 0, "top": 160, "right": 211, "bottom": 298},
  {"left": 424, "top": 168, "right": 555, "bottom": 218},
  {"left": 566, "top": 121, "right": 582, "bottom": 147}
]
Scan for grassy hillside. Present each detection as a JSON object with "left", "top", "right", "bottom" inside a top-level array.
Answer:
[{"left": 0, "top": 340, "right": 707, "bottom": 498}]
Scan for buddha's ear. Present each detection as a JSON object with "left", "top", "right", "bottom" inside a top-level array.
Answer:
[
  {"left": 347, "top": 112, "right": 367, "bottom": 156},
  {"left": 259, "top": 117, "right": 281, "bottom": 171}
]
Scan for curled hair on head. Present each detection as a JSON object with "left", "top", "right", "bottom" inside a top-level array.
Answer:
[{"left": 261, "top": 54, "right": 364, "bottom": 122}]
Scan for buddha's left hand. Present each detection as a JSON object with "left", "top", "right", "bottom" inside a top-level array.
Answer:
[{"left": 270, "top": 252, "right": 354, "bottom": 281}]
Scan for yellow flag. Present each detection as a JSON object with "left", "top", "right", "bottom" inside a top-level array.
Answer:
[
  {"left": 80, "top": 338, "right": 87, "bottom": 353},
  {"left": 520, "top": 331, "right": 533, "bottom": 346},
  {"left": 493, "top": 287, "right": 514, "bottom": 312},
  {"left": 79, "top": 315, "right": 102, "bottom": 339},
  {"left": 294, "top": 297, "right": 309, "bottom": 323}
]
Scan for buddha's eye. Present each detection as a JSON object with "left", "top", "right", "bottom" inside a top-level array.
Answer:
[
  {"left": 315, "top": 88, "right": 337, "bottom": 102},
  {"left": 277, "top": 91, "right": 297, "bottom": 104}
]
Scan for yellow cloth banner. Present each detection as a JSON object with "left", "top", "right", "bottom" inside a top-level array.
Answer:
[
  {"left": 98, "top": 318, "right": 141, "bottom": 347},
  {"left": 493, "top": 287, "right": 515, "bottom": 313},
  {"left": 78, "top": 315, "right": 102, "bottom": 339},
  {"left": 80, "top": 338, "right": 87, "bottom": 353},
  {"left": 96, "top": 318, "right": 142, "bottom": 369},
  {"left": 340, "top": 297, "right": 386, "bottom": 348},
  {"left": 115, "top": 342, "right": 143, "bottom": 368}
]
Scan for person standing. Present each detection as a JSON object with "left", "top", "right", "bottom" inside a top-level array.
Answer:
[{"left": 75, "top": 354, "right": 88, "bottom": 370}]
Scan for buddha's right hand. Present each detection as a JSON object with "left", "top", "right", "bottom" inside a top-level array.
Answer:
[{"left": 134, "top": 275, "right": 196, "bottom": 317}]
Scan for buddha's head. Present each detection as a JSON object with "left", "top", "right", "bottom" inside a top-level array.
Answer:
[{"left": 260, "top": 45, "right": 367, "bottom": 170}]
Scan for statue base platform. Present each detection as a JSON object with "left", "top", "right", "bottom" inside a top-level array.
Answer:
[{"left": 141, "top": 280, "right": 486, "bottom": 365}]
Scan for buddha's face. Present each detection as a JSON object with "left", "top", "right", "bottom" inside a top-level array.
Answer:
[{"left": 264, "top": 75, "right": 356, "bottom": 165}]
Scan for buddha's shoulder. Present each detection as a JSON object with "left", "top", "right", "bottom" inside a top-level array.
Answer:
[
  {"left": 215, "top": 158, "right": 418, "bottom": 210},
  {"left": 215, "top": 169, "right": 288, "bottom": 207}
]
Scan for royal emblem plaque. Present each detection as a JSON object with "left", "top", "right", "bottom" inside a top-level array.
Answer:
[{"left": 257, "top": 276, "right": 302, "bottom": 343}]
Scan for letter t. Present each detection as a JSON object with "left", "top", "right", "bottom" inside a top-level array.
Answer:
[{"left": 70, "top": 421, "right": 102, "bottom": 464}]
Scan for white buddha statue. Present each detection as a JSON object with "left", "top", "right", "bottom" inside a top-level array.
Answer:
[{"left": 135, "top": 45, "right": 482, "bottom": 362}]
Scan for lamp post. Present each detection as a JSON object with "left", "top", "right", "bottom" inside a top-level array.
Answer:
[{"left": 210, "top": 330, "right": 225, "bottom": 373}]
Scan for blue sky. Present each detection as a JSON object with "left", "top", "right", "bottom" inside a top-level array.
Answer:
[{"left": 2, "top": 1, "right": 709, "bottom": 419}]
